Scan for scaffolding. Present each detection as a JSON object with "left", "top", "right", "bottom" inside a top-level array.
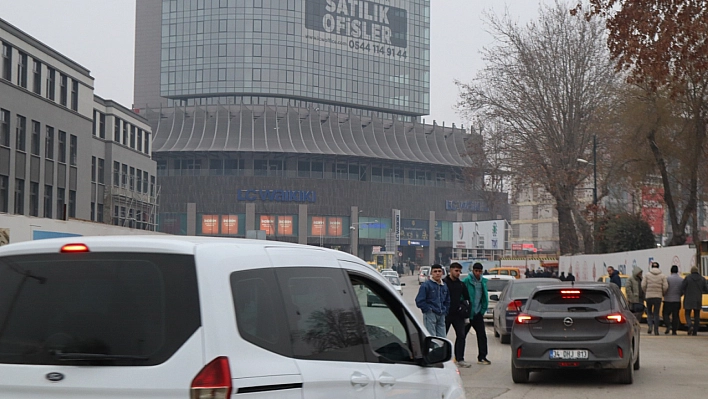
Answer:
[{"left": 105, "top": 172, "right": 160, "bottom": 231}]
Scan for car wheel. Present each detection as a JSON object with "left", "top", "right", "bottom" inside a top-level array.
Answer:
[
  {"left": 618, "top": 349, "right": 634, "bottom": 384},
  {"left": 633, "top": 349, "right": 640, "bottom": 370},
  {"left": 511, "top": 362, "right": 529, "bottom": 383},
  {"left": 500, "top": 334, "right": 510, "bottom": 344}
]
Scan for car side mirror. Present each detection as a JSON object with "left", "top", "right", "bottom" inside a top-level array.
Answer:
[
  {"left": 490, "top": 294, "right": 499, "bottom": 301},
  {"left": 422, "top": 336, "right": 452, "bottom": 365},
  {"left": 400, "top": 282, "right": 406, "bottom": 286}
]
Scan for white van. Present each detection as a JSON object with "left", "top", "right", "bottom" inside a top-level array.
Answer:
[{"left": 0, "top": 236, "right": 465, "bottom": 399}]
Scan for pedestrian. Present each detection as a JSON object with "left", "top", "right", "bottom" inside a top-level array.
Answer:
[
  {"left": 444, "top": 262, "right": 472, "bottom": 368},
  {"left": 415, "top": 264, "right": 449, "bottom": 338},
  {"left": 566, "top": 272, "right": 575, "bottom": 282},
  {"left": 681, "top": 266, "right": 708, "bottom": 336},
  {"left": 662, "top": 265, "right": 682, "bottom": 335},
  {"left": 607, "top": 266, "right": 622, "bottom": 289},
  {"left": 559, "top": 271, "right": 567, "bottom": 281},
  {"left": 525, "top": 268, "right": 531, "bottom": 279},
  {"left": 625, "top": 266, "right": 645, "bottom": 321},
  {"left": 462, "top": 262, "right": 491, "bottom": 365},
  {"left": 409, "top": 260, "right": 415, "bottom": 276},
  {"left": 641, "top": 262, "right": 668, "bottom": 335}
]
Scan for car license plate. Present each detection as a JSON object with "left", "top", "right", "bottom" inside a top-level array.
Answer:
[{"left": 550, "top": 350, "right": 588, "bottom": 359}]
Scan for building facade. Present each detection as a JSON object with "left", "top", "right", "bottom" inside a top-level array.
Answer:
[
  {"left": 0, "top": 18, "right": 157, "bottom": 230},
  {"left": 135, "top": 0, "right": 507, "bottom": 264}
]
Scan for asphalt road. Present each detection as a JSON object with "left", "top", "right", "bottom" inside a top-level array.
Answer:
[{"left": 398, "top": 273, "right": 708, "bottom": 398}]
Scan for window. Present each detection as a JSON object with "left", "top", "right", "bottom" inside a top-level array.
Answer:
[
  {"left": 252, "top": 68, "right": 261, "bottom": 81},
  {"left": 97, "top": 203, "right": 104, "bottom": 223},
  {"left": 130, "top": 125, "right": 135, "bottom": 148},
  {"left": 114, "top": 117, "right": 121, "bottom": 141},
  {"left": 129, "top": 167, "right": 135, "bottom": 191},
  {"left": 30, "top": 120, "right": 40, "bottom": 155},
  {"left": 253, "top": 44, "right": 261, "bottom": 57},
  {"left": 44, "top": 126, "right": 54, "bottom": 159},
  {"left": 68, "top": 190, "right": 76, "bottom": 218},
  {"left": 56, "top": 187, "right": 65, "bottom": 219},
  {"left": 150, "top": 176, "right": 155, "bottom": 197},
  {"left": 58, "top": 131, "right": 66, "bottom": 163},
  {"left": 113, "top": 161, "right": 120, "bottom": 187},
  {"left": 17, "top": 51, "right": 27, "bottom": 88},
  {"left": 253, "top": 19, "right": 262, "bottom": 32},
  {"left": 91, "top": 156, "right": 96, "bottom": 182},
  {"left": 46, "top": 67, "right": 55, "bottom": 100},
  {"left": 43, "top": 185, "right": 52, "bottom": 218},
  {"left": 59, "top": 74, "right": 68, "bottom": 106},
  {"left": 14, "top": 179, "right": 24, "bottom": 214},
  {"left": 143, "top": 170, "right": 148, "bottom": 193},
  {"left": 98, "top": 112, "right": 106, "bottom": 138},
  {"left": 71, "top": 79, "right": 79, "bottom": 111},
  {"left": 137, "top": 129, "right": 143, "bottom": 151},
  {"left": 1, "top": 42, "right": 11, "bottom": 81},
  {"left": 122, "top": 122, "right": 128, "bottom": 145},
  {"left": 136, "top": 169, "right": 142, "bottom": 192},
  {"left": 69, "top": 134, "right": 77, "bottom": 166},
  {"left": 286, "top": 46, "right": 294, "bottom": 59},
  {"left": 286, "top": 70, "right": 294, "bottom": 84},
  {"left": 0, "top": 109, "right": 9, "bottom": 147},
  {"left": 16, "top": 115, "right": 26, "bottom": 151},
  {"left": 121, "top": 164, "right": 127, "bottom": 188},
  {"left": 144, "top": 132, "right": 150, "bottom": 154},
  {"left": 98, "top": 158, "right": 105, "bottom": 184},
  {"left": 32, "top": 60, "right": 41, "bottom": 94},
  {"left": 29, "top": 182, "right": 38, "bottom": 216},
  {"left": 91, "top": 202, "right": 95, "bottom": 221},
  {"left": 0, "top": 175, "right": 7, "bottom": 213}
]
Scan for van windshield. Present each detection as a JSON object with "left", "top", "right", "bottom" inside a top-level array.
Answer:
[{"left": 0, "top": 252, "right": 200, "bottom": 366}]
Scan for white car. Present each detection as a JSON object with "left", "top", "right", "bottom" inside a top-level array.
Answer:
[
  {"left": 381, "top": 270, "right": 399, "bottom": 279},
  {"left": 0, "top": 236, "right": 465, "bottom": 399},
  {"left": 483, "top": 275, "right": 515, "bottom": 321},
  {"left": 386, "top": 275, "right": 405, "bottom": 295}
]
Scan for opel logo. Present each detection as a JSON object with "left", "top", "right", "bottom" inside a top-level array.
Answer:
[
  {"left": 46, "top": 372, "right": 64, "bottom": 382},
  {"left": 563, "top": 317, "right": 574, "bottom": 327}
]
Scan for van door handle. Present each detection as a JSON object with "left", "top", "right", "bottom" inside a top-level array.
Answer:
[
  {"left": 350, "top": 372, "right": 370, "bottom": 387},
  {"left": 378, "top": 373, "right": 396, "bottom": 386}
]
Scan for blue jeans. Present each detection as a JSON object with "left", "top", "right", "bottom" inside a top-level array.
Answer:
[
  {"left": 646, "top": 298, "right": 662, "bottom": 331},
  {"left": 424, "top": 311, "right": 446, "bottom": 337}
]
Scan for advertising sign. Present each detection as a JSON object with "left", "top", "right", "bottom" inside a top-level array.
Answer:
[
  {"left": 400, "top": 219, "right": 428, "bottom": 241},
  {"left": 312, "top": 216, "right": 326, "bottom": 236},
  {"left": 328, "top": 217, "right": 343, "bottom": 236},
  {"left": 201, "top": 215, "right": 219, "bottom": 235},
  {"left": 393, "top": 209, "right": 401, "bottom": 242},
  {"left": 260, "top": 215, "right": 276, "bottom": 235},
  {"left": 221, "top": 215, "right": 238, "bottom": 235},
  {"left": 278, "top": 216, "right": 294, "bottom": 236},
  {"left": 304, "top": 0, "right": 409, "bottom": 60},
  {"left": 641, "top": 186, "right": 664, "bottom": 234},
  {"left": 452, "top": 220, "right": 506, "bottom": 250}
]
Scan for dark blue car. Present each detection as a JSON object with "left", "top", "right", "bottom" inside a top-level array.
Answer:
[{"left": 492, "top": 278, "right": 561, "bottom": 344}]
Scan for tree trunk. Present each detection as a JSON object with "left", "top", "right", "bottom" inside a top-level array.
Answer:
[{"left": 557, "top": 200, "right": 580, "bottom": 254}]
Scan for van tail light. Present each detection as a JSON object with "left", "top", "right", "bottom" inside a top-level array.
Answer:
[
  {"left": 515, "top": 313, "right": 541, "bottom": 324},
  {"left": 596, "top": 313, "right": 625, "bottom": 324},
  {"left": 506, "top": 300, "right": 524, "bottom": 312},
  {"left": 61, "top": 243, "right": 89, "bottom": 253},
  {"left": 191, "top": 357, "right": 232, "bottom": 399}
]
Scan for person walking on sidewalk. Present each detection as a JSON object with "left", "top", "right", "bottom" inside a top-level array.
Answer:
[
  {"left": 681, "top": 266, "right": 708, "bottom": 336},
  {"left": 625, "top": 266, "right": 645, "bottom": 321},
  {"left": 415, "top": 264, "right": 449, "bottom": 338},
  {"left": 463, "top": 262, "right": 491, "bottom": 365},
  {"left": 663, "top": 265, "right": 683, "bottom": 335},
  {"left": 444, "top": 262, "right": 472, "bottom": 368},
  {"left": 642, "top": 262, "right": 668, "bottom": 335},
  {"left": 607, "top": 266, "right": 622, "bottom": 289}
]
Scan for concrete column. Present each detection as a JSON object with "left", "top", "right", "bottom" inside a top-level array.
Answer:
[
  {"left": 298, "top": 204, "right": 308, "bottom": 245},
  {"left": 350, "top": 206, "right": 359, "bottom": 256},
  {"left": 186, "top": 202, "right": 196, "bottom": 235},
  {"left": 429, "top": 210, "right": 435, "bottom": 266},
  {"left": 245, "top": 202, "right": 255, "bottom": 232}
]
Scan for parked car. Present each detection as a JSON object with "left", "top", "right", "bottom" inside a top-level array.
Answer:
[
  {"left": 0, "top": 236, "right": 464, "bottom": 399},
  {"left": 369, "top": 275, "right": 405, "bottom": 304},
  {"left": 483, "top": 275, "right": 515, "bottom": 321},
  {"left": 418, "top": 266, "right": 431, "bottom": 285},
  {"left": 511, "top": 282, "right": 641, "bottom": 384},
  {"left": 488, "top": 267, "right": 522, "bottom": 279},
  {"left": 493, "top": 278, "right": 561, "bottom": 343},
  {"left": 381, "top": 269, "right": 399, "bottom": 279}
]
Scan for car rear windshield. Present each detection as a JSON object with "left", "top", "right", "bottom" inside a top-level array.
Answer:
[
  {"left": 486, "top": 279, "right": 510, "bottom": 292},
  {"left": 387, "top": 276, "right": 401, "bottom": 285},
  {"left": 0, "top": 252, "right": 200, "bottom": 366},
  {"left": 527, "top": 290, "right": 612, "bottom": 312},
  {"left": 509, "top": 281, "right": 559, "bottom": 299}
]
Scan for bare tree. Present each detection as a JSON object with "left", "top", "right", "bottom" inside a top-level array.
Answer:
[{"left": 456, "top": 1, "right": 619, "bottom": 254}]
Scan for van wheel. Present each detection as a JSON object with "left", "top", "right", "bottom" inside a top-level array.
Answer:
[
  {"left": 500, "top": 334, "right": 510, "bottom": 344},
  {"left": 618, "top": 349, "right": 634, "bottom": 384},
  {"left": 511, "top": 363, "right": 529, "bottom": 383}
]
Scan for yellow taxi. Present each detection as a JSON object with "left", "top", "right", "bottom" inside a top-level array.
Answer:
[
  {"left": 675, "top": 273, "right": 708, "bottom": 327},
  {"left": 488, "top": 267, "right": 522, "bottom": 279}
]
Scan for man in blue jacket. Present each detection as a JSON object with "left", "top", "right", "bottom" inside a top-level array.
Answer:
[
  {"left": 415, "top": 264, "right": 449, "bottom": 337},
  {"left": 463, "top": 262, "right": 491, "bottom": 364}
]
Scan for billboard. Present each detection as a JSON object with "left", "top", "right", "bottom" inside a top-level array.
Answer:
[
  {"left": 304, "top": 0, "right": 409, "bottom": 60},
  {"left": 453, "top": 220, "right": 506, "bottom": 250}
]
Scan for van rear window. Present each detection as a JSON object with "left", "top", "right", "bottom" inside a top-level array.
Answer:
[{"left": 0, "top": 252, "right": 200, "bottom": 366}]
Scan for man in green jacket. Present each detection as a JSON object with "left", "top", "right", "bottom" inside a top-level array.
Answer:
[{"left": 463, "top": 262, "right": 490, "bottom": 365}]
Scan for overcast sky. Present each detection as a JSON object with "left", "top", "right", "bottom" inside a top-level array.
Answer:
[{"left": 0, "top": 0, "right": 550, "bottom": 127}]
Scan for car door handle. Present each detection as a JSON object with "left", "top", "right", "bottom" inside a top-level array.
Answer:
[
  {"left": 378, "top": 373, "right": 396, "bottom": 386},
  {"left": 350, "top": 372, "right": 370, "bottom": 387}
]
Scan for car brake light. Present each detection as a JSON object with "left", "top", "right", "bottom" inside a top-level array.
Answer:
[
  {"left": 506, "top": 300, "right": 523, "bottom": 312},
  {"left": 617, "top": 346, "right": 623, "bottom": 358},
  {"left": 60, "top": 243, "right": 89, "bottom": 253},
  {"left": 515, "top": 313, "right": 541, "bottom": 324},
  {"left": 516, "top": 347, "right": 522, "bottom": 358},
  {"left": 191, "top": 357, "right": 232, "bottom": 399},
  {"left": 560, "top": 289, "right": 581, "bottom": 299},
  {"left": 596, "top": 313, "right": 625, "bottom": 324},
  {"left": 560, "top": 290, "right": 580, "bottom": 294}
]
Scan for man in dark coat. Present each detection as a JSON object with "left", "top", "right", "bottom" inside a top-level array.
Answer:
[
  {"left": 681, "top": 266, "right": 708, "bottom": 336},
  {"left": 607, "top": 266, "right": 622, "bottom": 289},
  {"left": 444, "top": 262, "right": 472, "bottom": 368}
]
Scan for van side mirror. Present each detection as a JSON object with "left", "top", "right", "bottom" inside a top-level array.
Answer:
[
  {"left": 490, "top": 294, "right": 499, "bottom": 301},
  {"left": 422, "top": 336, "right": 452, "bottom": 365}
]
